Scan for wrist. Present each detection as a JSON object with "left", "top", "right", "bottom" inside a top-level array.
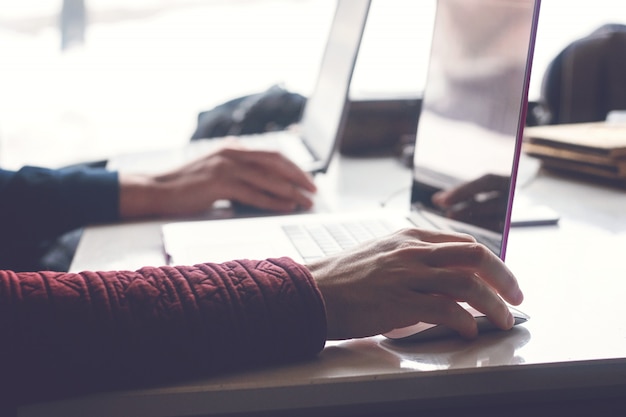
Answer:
[
  {"left": 306, "top": 258, "right": 344, "bottom": 340},
  {"left": 119, "top": 173, "right": 166, "bottom": 219}
]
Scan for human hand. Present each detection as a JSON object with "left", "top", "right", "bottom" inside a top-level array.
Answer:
[
  {"left": 431, "top": 174, "right": 510, "bottom": 231},
  {"left": 307, "top": 228, "right": 523, "bottom": 340},
  {"left": 119, "top": 144, "right": 316, "bottom": 218}
]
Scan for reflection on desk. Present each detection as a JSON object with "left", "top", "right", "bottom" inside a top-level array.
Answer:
[{"left": 379, "top": 326, "right": 531, "bottom": 370}]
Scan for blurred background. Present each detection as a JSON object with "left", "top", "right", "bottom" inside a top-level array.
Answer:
[{"left": 0, "top": 0, "right": 623, "bottom": 169}]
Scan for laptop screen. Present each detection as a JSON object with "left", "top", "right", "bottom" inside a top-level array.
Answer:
[
  {"left": 300, "top": 0, "right": 370, "bottom": 171},
  {"left": 409, "top": 0, "right": 541, "bottom": 258}
]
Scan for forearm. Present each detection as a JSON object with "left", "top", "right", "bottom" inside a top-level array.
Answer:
[
  {"left": 0, "top": 257, "right": 326, "bottom": 406},
  {"left": 0, "top": 166, "right": 119, "bottom": 232},
  {"left": 0, "top": 166, "right": 119, "bottom": 271}
]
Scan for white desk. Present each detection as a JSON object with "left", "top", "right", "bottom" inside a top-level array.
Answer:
[{"left": 20, "top": 154, "right": 626, "bottom": 416}]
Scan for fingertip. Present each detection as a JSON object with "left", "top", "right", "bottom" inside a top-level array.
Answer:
[
  {"left": 297, "top": 189, "right": 315, "bottom": 209},
  {"left": 506, "top": 310, "right": 516, "bottom": 329},
  {"left": 455, "top": 308, "right": 480, "bottom": 339},
  {"left": 304, "top": 173, "right": 317, "bottom": 190},
  {"left": 432, "top": 191, "right": 447, "bottom": 206}
]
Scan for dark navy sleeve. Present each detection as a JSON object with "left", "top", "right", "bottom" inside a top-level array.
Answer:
[{"left": 0, "top": 166, "right": 120, "bottom": 271}]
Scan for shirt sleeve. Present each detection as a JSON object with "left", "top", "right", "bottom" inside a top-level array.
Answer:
[
  {"left": 0, "top": 166, "right": 119, "bottom": 270},
  {"left": 0, "top": 257, "right": 327, "bottom": 407}
]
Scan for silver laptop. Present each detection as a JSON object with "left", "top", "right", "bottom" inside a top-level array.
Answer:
[
  {"left": 108, "top": 0, "right": 370, "bottom": 176},
  {"left": 162, "top": 0, "right": 541, "bottom": 266}
]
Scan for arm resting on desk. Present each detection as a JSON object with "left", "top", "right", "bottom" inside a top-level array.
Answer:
[
  {"left": 0, "top": 257, "right": 326, "bottom": 407},
  {"left": 0, "top": 166, "right": 119, "bottom": 271}
]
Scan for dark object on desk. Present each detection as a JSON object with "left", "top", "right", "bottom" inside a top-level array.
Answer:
[
  {"left": 536, "top": 23, "right": 626, "bottom": 126},
  {"left": 190, "top": 84, "right": 306, "bottom": 140},
  {"left": 510, "top": 204, "right": 560, "bottom": 227},
  {"left": 191, "top": 87, "right": 421, "bottom": 158},
  {"left": 339, "top": 98, "right": 421, "bottom": 156}
]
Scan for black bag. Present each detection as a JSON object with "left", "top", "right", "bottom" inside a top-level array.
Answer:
[
  {"left": 190, "top": 84, "right": 306, "bottom": 140},
  {"left": 538, "top": 23, "right": 626, "bottom": 125}
]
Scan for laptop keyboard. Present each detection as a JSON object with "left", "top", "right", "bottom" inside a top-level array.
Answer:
[
  {"left": 282, "top": 218, "right": 503, "bottom": 262},
  {"left": 282, "top": 220, "right": 394, "bottom": 262}
]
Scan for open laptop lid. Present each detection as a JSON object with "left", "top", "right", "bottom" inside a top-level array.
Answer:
[
  {"left": 300, "top": 0, "right": 371, "bottom": 173},
  {"left": 408, "top": 0, "right": 541, "bottom": 259}
]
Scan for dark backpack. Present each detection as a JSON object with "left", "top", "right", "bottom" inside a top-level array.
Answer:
[{"left": 537, "top": 24, "right": 626, "bottom": 125}]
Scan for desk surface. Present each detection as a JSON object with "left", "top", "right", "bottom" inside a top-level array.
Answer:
[{"left": 21, "top": 154, "right": 626, "bottom": 416}]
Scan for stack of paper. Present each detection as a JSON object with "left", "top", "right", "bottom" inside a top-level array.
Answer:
[{"left": 523, "top": 122, "right": 626, "bottom": 181}]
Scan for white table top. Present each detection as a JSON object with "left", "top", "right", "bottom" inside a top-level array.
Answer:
[{"left": 20, "top": 153, "right": 626, "bottom": 417}]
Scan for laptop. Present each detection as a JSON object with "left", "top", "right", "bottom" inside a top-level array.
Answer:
[
  {"left": 107, "top": 0, "right": 371, "bottom": 176},
  {"left": 162, "top": 0, "right": 541, "bottom": 267}
]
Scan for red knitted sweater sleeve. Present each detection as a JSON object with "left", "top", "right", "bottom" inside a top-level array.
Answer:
[{"left": 0, "top": 257, "right": 327, "bottom": 406}]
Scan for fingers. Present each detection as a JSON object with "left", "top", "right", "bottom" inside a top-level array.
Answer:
[
  {"left": 225, "top": 179, "right": 313, "bottom": 212},
  {"left": 179, "top": 145, "right": 315, "bottom": 212},
  {"left": 400, "top": 293, "right": 481, "bottom": 339},
  {"left": 432, "top": 174, "right": 509, "bottom": 208},
  {"left": 231, "top": 164, "right": 314, "bottom": 208},
  {"left": 224, "top": 169, "right": 314, "bottom": 212},
  {"left": 409, "top": 268, "right": 515, "bottom": 331},
  {"left": 212, "top": 147, "right": 316, "bottom": 211},
  {"left": 443, "top": 195, "right": 506, "bottom": 220},
  {"left": 222, "top": 147, "right": 317, "bottom": 193},
  {"left": 443, "top": 200, "right": 507, "bottom": 232},
  {"left": 310, "top": 227, "right": 524, "bottom": 340},
  {"left": 421, "top": 242, "right": 523, "bottom": 305},
  {"left": 399, "top": 227, "right": 477, "bottom": 244},
  {"left": 388, "top": 230, "right": 522, "bottom": 334}
]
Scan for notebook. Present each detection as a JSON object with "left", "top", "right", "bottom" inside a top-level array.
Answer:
[
  {"left": 523, "top": 121, "right": 626, "bottom": 181},
  {"left": 162, "top": 0, "right": 541, "bottom": 266},
  {"left": 107, "top": 0, "right": 371, "bottom": 176}
]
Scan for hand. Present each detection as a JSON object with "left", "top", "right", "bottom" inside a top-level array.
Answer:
[
  {"left": 431, "top": 174, "right": 510, "bottom": 232},
  {"left": 307, "top": 228, "right": 523, "bottom": 340},
  {"left": 119, "top": 144, "right": 317, "bottom": 218}
]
